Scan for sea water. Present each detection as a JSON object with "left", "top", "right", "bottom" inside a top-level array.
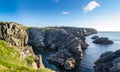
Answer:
[{"left": 80, "top": 32, "right": 120, "bottom": 72}]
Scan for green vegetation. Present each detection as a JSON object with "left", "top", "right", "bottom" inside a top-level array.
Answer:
[
  {"left": 25, "top": 56, "right": 35, "bottom": 64},
  {"left": 41, "top": 27, "right": 57, "bottom": 31},
  {"left": 0, "top": 40, "right": 53, "bottom": 72},
  {"left": 0, "top": 22, "right": 6, "bottom": 25},
  {"left": 19, "top": 24, "right": 30, "bottom": 30}
]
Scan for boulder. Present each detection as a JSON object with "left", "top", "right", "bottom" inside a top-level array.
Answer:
[
  {"left": 91, "top": 35, "right": 99, "bottom": 39},
  {"left": 94, "top": 50, "right": 120, "bottom": 72},
  {"left": 93, "top": 37, "right": 113, "bottom": 45}
]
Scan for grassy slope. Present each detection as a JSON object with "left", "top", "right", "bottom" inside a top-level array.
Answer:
[{"left": 0, "top": 40, "right": 52, "bottom": 72}]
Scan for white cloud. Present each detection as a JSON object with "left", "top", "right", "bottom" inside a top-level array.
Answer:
[
  {"left": 62, "top": 11, "right": 70, "bottom": 15},
  {"left": 54, "top": 0, "right": 59, "bottom": 2},
  {"left": 83, "top": 1, "right": 100, "bottom": 13}
]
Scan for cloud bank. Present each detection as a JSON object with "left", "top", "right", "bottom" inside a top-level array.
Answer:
[{"left": 83, "top": 1, "right": 100, "bottom": 13}]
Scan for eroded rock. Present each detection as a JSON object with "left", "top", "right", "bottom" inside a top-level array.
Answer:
[
  {"left": 0, "top": 22, "right": 28, "bottom": 48},
  {"left": 0, "top": 22, "right": 97, "bottom": 70},
  {"left": 94, "top": 50, "right": 120, "bottom": 72},
  {"left": 93, "top": 37, "right": 113, "bottom": 45},
  {"left": 91, "top": 35, "right": 99, "bottom": 39},
  {"left": 28, "top": 27, "right": 97, "bottom": 70}
]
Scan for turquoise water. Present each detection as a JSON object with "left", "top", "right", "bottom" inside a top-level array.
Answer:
[{"left": 80, "top": 32, "right": 120, "bottom": 72}]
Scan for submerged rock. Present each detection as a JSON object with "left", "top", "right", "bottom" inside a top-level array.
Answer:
[
  {"left": 94, "top": 50, "right": 120, "bottom": 72},
  {"left": 93, "top": 37, "right": 113, "bottom": 45}
]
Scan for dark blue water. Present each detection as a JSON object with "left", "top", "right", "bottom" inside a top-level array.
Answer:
[{"left": 80, "top": 32, "right": 120, "bottom": 72}]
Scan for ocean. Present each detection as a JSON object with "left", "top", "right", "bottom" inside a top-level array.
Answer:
[{"left": 80, "top": 31, "right": 120, "bottom": 72}]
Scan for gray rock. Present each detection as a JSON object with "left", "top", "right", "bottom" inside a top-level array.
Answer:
[
  {"left": 0, "top": 22, "right": 97, "bottom": 70},
  {"left": 94, "top": 50, "right": 120, "bottom": 72},
  {"left": 91, "top": 35, "right": 99, "bottom": 39},
  {"left": 28, "top": 27, "right": 97, "bottom": 70},
  {"left": 93, "top": 37, "right": 113, "bottom": 45},
  {"left": 0, "top": 22, "right": 28, "bottom": 48}
]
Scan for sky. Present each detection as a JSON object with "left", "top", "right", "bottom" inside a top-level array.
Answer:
[{"left": 0, "top": 0, "right": 120, "bottom": 31}]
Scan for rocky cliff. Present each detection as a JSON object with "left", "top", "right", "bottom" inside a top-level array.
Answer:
[
  {"left": 0, "top": 22, "right": 28, "bottom": 48},
  {"left": 0, "top": 22, "right": 97, "bottom": 70},
  {"left": 0, "top": 22, "right": 44, "bottom": 69},
  {"left": 94, "top": 50, "right": 120, "bottom": 72},
  {"left": 27, "top": 27, "right": 97, "bottom": 70},
  {"left": 0, "top": 22, "right": 34, "bottom": 56}
]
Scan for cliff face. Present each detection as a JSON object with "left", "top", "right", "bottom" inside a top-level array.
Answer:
[
  {"left": 0, "top": 22, "right": 43, "bottom": 69},
  {"left": 27, "top": 27, "right": 97, "bottom": 70},
  {"left": 0, "top": 22, "right": 97, "bottom": 70},
  {"left": 94, "top": 50, "right": 120, "bottom": 72},
  {"left": 0, "top": 22, "right": 34, "bottom": 56},
  {"left": 0, "top": 22, "right": 28, "bottom": 48}
]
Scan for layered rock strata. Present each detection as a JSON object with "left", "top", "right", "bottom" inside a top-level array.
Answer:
[
  {"left": 0, "top": 22, "right": 97, "bottom": 70},
  {"left": 94, "top": 50, "right": 120, "bottom": 72},
  {"left": 27, "top": 27, "right": 97, "bottom": 70}
]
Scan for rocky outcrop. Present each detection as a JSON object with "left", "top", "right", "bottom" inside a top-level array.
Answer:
[
  {"left": 0, "top": 22, "right": 28, "bottom": 48},
  {"left": 27, "top": 27, "right": 97, "bottom": 70},
  {"left": 35, "top": 55, "right": 45, "bottom": 68},
  {"left": 94, "top": 50, "right": 120, "bottom": 72},
  {"left": 93, "top": 37, "right": 113, "bottom": 45},
  {"left": 91, "top": 35, "right": 99, "bottom": 39},
  {"left": 0, "top": 22, "right": 39, "bottom": 69},
  {"left": 0, "top": 22, "right": 35, "bottom": 56},
  {"left": 0, "top": 22, "right": 97, "bottom": 70}
]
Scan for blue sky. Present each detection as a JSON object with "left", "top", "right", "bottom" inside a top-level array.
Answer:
[{"left": 0, "top": 0, "right": 120, "bottom": 31}]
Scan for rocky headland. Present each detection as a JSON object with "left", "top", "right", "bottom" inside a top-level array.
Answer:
[
  {"left": 0, "top": 22, "right": 97, "bottom": 71},
  {"left": 94, "top": 50, "right": 120, "bottom": 72}
]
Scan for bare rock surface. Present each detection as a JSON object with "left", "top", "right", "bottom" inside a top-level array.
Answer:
[
  {"left": 0, "top": 22, "right": 97, "bottom": 70},
  {"left": 94, "top": 50, "right": 120, "bottom": 72},
  {"left": 93, "top": 37, "right": 113, "bottom": 45},
  {"left": 27, "top": 27, "right": 97, "bottom": 70}
]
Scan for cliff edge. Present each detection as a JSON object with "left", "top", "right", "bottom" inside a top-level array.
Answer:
[{"left": 0, "top": 22, "right": 97, "bottom": 71}]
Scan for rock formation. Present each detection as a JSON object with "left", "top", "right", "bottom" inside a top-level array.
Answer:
[
  {"left": 0, "top": 22, "right": 34, "bottom": 56},
  {"left": 0, "top": 22, "right": 97, "bottom": 70},
  {"left": 91, "top": 35, "right": 99, "bottom": 39},
  {"left": 35, "top": 55, "right": 45, "bottom": 68},
  {"left": 0, "top": 22, "right": 28, "bottom": 48},
  {"left": 93, "top": 37, "right": 113, "bottom": 45},
  {"left": 0, "top": 22, "right": 44, "bottom": 69},
  {"left": 27, "top": 27, "right": 97, "bottom": 70},
  {"left": 94, "top": 50, "right": 120, "bottom": 72}
]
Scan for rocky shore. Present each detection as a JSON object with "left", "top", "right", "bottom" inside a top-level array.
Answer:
[
  {"left": 92, "top": 36, "right": 113, "bottom": 45},
  {"left": 0, "top": 22, "right": 97, "bottom": 71},
  {"left": 94, "top": 50, "right": 120, "bottom": 72},
  {"left": 27, "top": 27, "right": 97, "bottom": 70}
]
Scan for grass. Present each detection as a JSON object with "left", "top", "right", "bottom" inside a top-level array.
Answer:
[
  {"left": 0, "top": 22, "right": 6, "bottom": 25},
  {"left": 19, "top": 24, "right": 30, "bottom": 30},
  {"left": 25, "top": 56, "right": 35, "bottom": 65},
  {"left": 0, "top": 40, "right": 53, "bottom": 72}
]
